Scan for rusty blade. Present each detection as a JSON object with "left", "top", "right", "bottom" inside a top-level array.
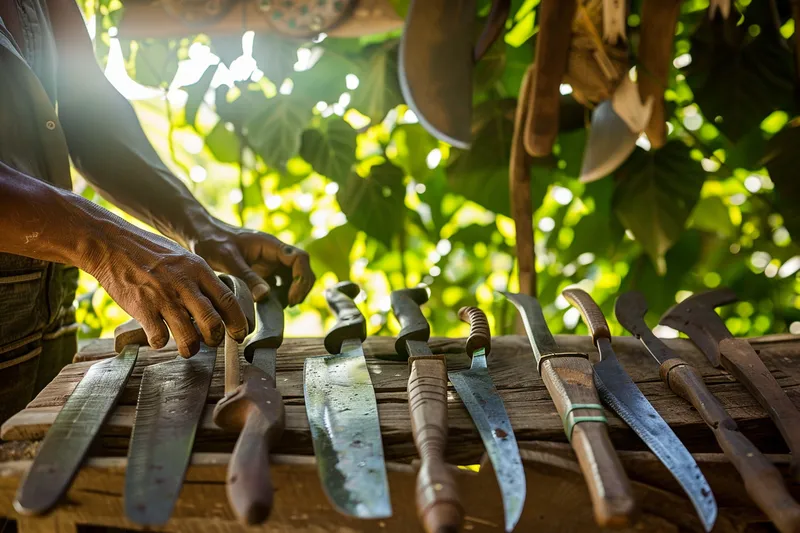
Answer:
[
  {"left": 303, "top": 338, "right": 391, "bottom": 518},
  {"left": 125, "top": 344, "right": 217, "bottom": 526},
  {"left": 14, "top": 345, "right": 139, "bottom": 515}
]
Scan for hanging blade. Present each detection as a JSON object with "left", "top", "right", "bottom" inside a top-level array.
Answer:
[
  {"left": 448, "top": 306, "right": 525, "bottom": 532},
  {"left": 124, "top": 343, "right": 217, "bottom": 526},
  {"left": 399, "top": 0, "right": 475, "bottom": 149},
  {"left": 563, "top": 288, "right": 717, "bottom": 532},
  {"left": 14, "top": 319, "right": 145, "bottom": 515},
  {"left": 304, "top": 281, "right": 391, "bottom": 518}
]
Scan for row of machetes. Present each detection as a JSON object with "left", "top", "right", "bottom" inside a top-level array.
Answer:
[{"left": 11, "top": 278, "right": 800, "bottom": 533}]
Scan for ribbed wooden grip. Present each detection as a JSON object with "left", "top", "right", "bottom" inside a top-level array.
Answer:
[
  {"left": 408, "top": 359, "right": 463, "bottom": 533},
  {"left": 563, "top": 288, "right": 611, "bottom": 344},
  {"left": 458, "top": 306, "right": 491, "bottom": 356},
  {"left": 227, "top": 412, "right": 274, "bottom": 525},
  {"left": 662, "top": 360, "right": 800, "bottom": 533},
  {"left": 540, "top": 357, "right": 635, "bottom": 528},
  {"left": 719, "top": 338, "right": 800, "bottom": 483}
]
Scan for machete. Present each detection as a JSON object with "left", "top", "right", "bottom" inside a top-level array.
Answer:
[
  {"left": 14, "top": 318, "right": 145, "bottom": 515},
  {"left": 502, "top": 291, "right": 635, "bottom": 528},
  {"left": 563, "top": 288, "right": 716, "bottom": 532},
  {"left": 659, "top": 288, "right": 800, "bottom": 483},
  {"left": 448, "top": 305, "right": 525, "bottom": 532},
  {"left": 304, "top": 281, "right": 391, "bottom": 519},
  {"left": 391, "top": 288, "right": 463, "bottom": 533},
  {"left": 124, "top": 275, "right": 254, "bottom": 526},
  {"left": 617, "top": 291, "right": 800, "bottom": 533}
]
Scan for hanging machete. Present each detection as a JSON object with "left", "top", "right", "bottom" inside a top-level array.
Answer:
[
  {"left": 14, "top": 318, "right": 145, "bottom": 515},
  {"left": 304, "top": 281, "right": 392, "bottom": 519},
  {"left": 563, "top": 288, "right": 717, "bottom": 532},
  {"left": 124, "top": 275, "right": 254, "bottom": 526},
  {"left": 448, "top": 306, "right": 525, "bottom": 532}
]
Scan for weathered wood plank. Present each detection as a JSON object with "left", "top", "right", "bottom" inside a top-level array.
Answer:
[{"left": 3, "top": 335, "right": 799, "bottom": 464}]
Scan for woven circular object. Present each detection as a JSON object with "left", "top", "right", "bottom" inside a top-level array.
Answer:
[
  {"left": 161, "top": 0, "right": 237, "bottom": 25},
  {"left": 257, "top": 0, "right": 357, "bottom": 38}
]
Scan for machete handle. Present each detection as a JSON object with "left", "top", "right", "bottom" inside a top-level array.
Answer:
[
  {"left": 660, "top": 359, "right": 800, "bottom": 533},
  {"left": 214, "top": 366, "right": 285, "bottom": 526},
  {"left": 719, "top": 338, "right": 800, "bottom": 483},
  {"left": 408, "top": 358, "right": 463, "bottom": 533},
  {"left": 540, "top": 356, "right": 636, "bottom": 528},
  {"left": 391, "top": 288, "right": 431, "bottom": 358},
  {"left": 323, "top": 281, "right": 367, "bottom": 354},
  {"left": 458, "top": 306, "right": 491, "bottom": 356},
  {"left": 114, "top": 318, "right": 147, "bottom": 353},
  {"left": 244, "top": 291, "right": 285, "bottom": 364},
  {"left": 562, "top": 288, "right": 611, "bottom": 344}
]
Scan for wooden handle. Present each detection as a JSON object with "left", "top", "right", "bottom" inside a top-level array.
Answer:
[
  {"left": 719, "top": 338, "right": 800, "bottom": 483},
  {"left": 661, "top": 359, "right": 800, "bottom": 533},
  {"left": 219, "top": 274, "right": 256, "bottom": 334},
  {"left": 219, "top": 275, "right": 256, "bottom": 393},
  {"left": 563, "top": 288, "right": 611, "bottom": 344},
  {"left": 114, "top": 318, "right": 147, "bottom": 353},
  {"left": 540, "top": 357, "right": 635, "bottom": 528},
  {"left": 227, "top": 410, "right": 275, "bottom": 525},
  {"left": 244, "top": 291, "right": 285, "bottom": 364},
  {"left": 323, "top": 281, "right": 367, "bottom": 354},
  {"left": 391, "top": 288, "right": 431, "bottom": 358},
  {"left": 524, "top": 0, "right": 576, "bottom": 156},
  {"left": 458, "top": 306, "right": 491, "bottom": 356},
  {"left": 408, "top": 359, "right": 463, "bottom": 533}
]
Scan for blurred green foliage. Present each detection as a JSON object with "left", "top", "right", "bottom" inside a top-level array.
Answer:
[{"left": 75, "top": 0, "right": 800, "bottom": 342}]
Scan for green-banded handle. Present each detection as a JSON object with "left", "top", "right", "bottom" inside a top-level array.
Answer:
[
  {"left": 391, "top": 288, "right": 431, "bottom": 359},
  {"left": 114, "top": 318, "right": 147, "bottom": 353},
  {"left": 323, "top": 281, "right": 367, "bottom": 354},
  {"left": 563, "top": 288, "right": 611, "bottom": 344}
]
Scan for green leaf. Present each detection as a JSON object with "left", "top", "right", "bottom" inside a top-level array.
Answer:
[
  {"left": 337, "top": 163, "right": 406, "bottom": 248},
  {"left": 299, "top": 118, "right": 358, "bottom": 184},
  {"left": 391, "top": 124, "right": 439, "bottom": 181},
  {"left": 306, "top": 224, "right": 358, "bottom": 281},
  {"left": 689, "top": 196, "right": 735, "bottom": 238},
  {"left": 417, "top": 169, "right": 454, "bottom": 234},
  {"left": 349, "top": 42, "right": 404, "bottom": 123},
  {"left": 685, "top": 7, "right": 795, "bottom": 141},
  {"left": 474, "top": 33, "right": 507, "bottom": 93},
  {"left": 211, "top": 35, "right": 243, "bottom": 66},
  {"left": 499, "top": 38, "right": 533, "bottom": 98},
  {"left": 205, "top": 121, "right": 241, "bottom": 163},
  {"left": 252, "top": 34, "right": 301, "bottom": 86},
  {"left": 245, "top": 95, "right": 314, "bottom": 170},
  {"left": 292, "top": 40, "right": 359, "bottom": 103},
  {"left": 183, "top": 64, "right": 216, "bottom": 128},
  {"left": 449, "top": 223, "right": 496, "bottom": 247},
  {"left": 387, "top": 0, "right": 410, "bottom": 17},
  {"left": 612, "top": 142, "right": 706, "bottom": 274},
  {"left": 762, "top": 122, "right": 800, "bottom": 238},
  {"left": 133, "top": 39, "right": 179, "bottom": 88}
]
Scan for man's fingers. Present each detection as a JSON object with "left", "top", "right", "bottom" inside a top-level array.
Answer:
[
  {"left": 183, "top": 293, "right": 225, "bottom": 347},
  {"left": 225, "top": 251, "right": 272, "bottom": 302},
  {"left": 161, "top": 306, "right": 201, "bottom": 358},
  {"left": 276, "top": 244, "right": 315, "bottom": 306},
  {"left": 138, "top": 313, "right": 170, "bottom": 350},
  {"left": 199, "top": 273, "right": 249, "bottom": 342}
]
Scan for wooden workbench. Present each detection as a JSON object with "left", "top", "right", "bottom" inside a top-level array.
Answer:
[{"left": 0, "top": 333, "right": 798, "bottom": 532}]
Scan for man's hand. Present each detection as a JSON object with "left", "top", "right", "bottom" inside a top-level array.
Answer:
[
  {"left": 84, "top": 225, "right": 250, "bottom": 358},
  {"left": 192, "top": 220, "right": 315, "bottom": 306}
]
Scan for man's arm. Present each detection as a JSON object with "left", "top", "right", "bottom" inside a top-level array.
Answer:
[
  {"left": 0, "top": 161, "right": 248, "bottom": 356},
  {"left": 48, "top": 0, "right": 315, "bottom": 304}
]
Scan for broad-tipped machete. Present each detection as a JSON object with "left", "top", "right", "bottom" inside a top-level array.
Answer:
[
  {"left": 391, "top": 287, "right": 463, "bottom": 533},
  {"left": 14, "top": 318, "right": 145, "bottom": 515},
  {"left": 124, "top": 275, "right": 255, "bottom": 526},
  {"left": 304, "top": 281, "right": 391, "bottom": 519},
  {"left": 563, "top": 288, "right": 717, "bottom": 532},
  {"left": 617, "top": 291, "right": 800, "bottom": 533},
  {"left": 449, "top": 306, "right": 525, "bottom": 532},
  {"left": 399, "top": 0, "right": 510, "bottom": 149},
  {"left": 502, "top": 291, "right": 635, "bottom": 528},
  {"left": 213, "top": 278, "right": 285, "bottom": 525},
  {"left": 660, "top": 288, "right": 800, "bottom": 483}
]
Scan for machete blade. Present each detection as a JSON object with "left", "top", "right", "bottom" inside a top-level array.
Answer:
[
  {"left": 304, "top": 342, "right": 391, "bottom": 519},
  {"left": 594, "top": 343, "right": 717, "bottom": 532},
  {"left": 14, "top": 345, "right": 139, "bottom": 515},
  {"left": 124, "top": 344, "right": 217, "bottom": 526},
  {"left": 399, "top": 0, "right": 475, "bottom": 149},
  {"left": 449, "top": 357, "right": 525, "bottom": 532}
]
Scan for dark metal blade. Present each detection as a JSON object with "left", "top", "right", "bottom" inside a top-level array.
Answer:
[
  {"left": 15, "top": 345, "right": 139, "bottom": 515},
  {"left": 501, "top": 292, "right": 560, "bottom": 363},
  {"left": 304, "top": 339, "right": 391, "bottom": 518},
  {"left": 579, "top": 99, "right": 638, "bottom": 183},
  {"left": 125, "top": 344, "right": 217, "bottom": 526},
  {"left": 448, "top": 349, "right": 525, "bottom": 532},
  {"left": 252, "top": 347, "right": 277, "bottom": 380},
  {"left": 594, "top": 340, "right": 717, "bottom": 531},
  {"left": 615, "top": 291, "right": 674, "bottom": 366},
  {"left": 399, "top": 0, "right": 475, "bottom": 149}
]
